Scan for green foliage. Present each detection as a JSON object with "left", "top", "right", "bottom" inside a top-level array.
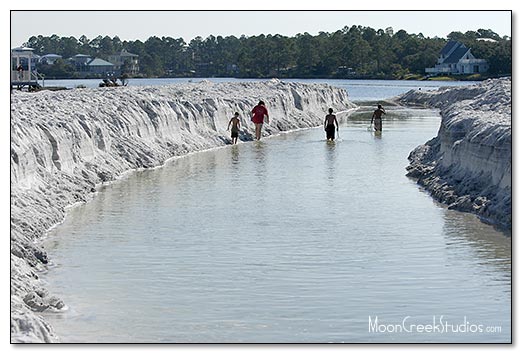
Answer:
[
  {"left": 37, "top": 58, "right": 76, "bottom": 79},
  {"left": 427, "top": 76, "right": 454, "bottom": 81},
  {"left": 24, "top": 27, "right": 511, "bottom": 79}
]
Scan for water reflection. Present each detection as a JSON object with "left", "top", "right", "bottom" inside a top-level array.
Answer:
[
  {"left": 252, "top": 140, "right": 267, "bottom": 181},
  {"left": 231, "top": 145, "right": 240, "bottom": 165},
  {"left": 442, "top": 207, "right": 511, "bottom": 276},
  {"left": 324, "top": 140, "right": 337, "bottom": 185},
  {"left": 41, "top": 109, "right": 511, "bottom": 343}
]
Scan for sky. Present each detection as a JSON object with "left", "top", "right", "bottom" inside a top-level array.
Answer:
[{"left": 10, "top": 10, "right": 512, "bottom": 47}]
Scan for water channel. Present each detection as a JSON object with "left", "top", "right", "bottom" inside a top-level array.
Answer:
[{"left": 40, "top": 99, "right": 511, "bottom": 343}]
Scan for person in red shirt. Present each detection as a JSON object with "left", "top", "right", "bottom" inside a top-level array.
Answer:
[{"left": 251, "top": 100, "right": 269, "bottom": 140}]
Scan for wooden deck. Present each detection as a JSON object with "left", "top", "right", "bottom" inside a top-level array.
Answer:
[{"left": 11, "top": 70, "right": 43, "bottom": 90}]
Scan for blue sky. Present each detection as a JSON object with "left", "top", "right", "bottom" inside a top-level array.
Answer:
[{"left": 11, "top": 10, "right": 511, "bottom": 46}]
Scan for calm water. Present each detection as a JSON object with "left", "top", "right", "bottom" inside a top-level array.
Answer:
[
  {"left": 41, "top": 105, "right": 511, "bottom": 343},
  {"left": 44, "top": 77, "right": 472, "bottom": 101}
]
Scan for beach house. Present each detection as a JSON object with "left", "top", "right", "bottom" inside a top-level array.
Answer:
[
  {"left": 108, "top": 49, "right": 139, "bottom": 75},
  {"left": 425, "top": 40, "right": 489, "bottom": 75},
  {"left": 67, "top": 54, "right": 116, "bottom": 76},
  {"left": 39, "top": 54, "right": 62, "bottom": 65},
  {"left": 86, "top": 58, "right": 116, "bottom": 75},
  {"left": 68, "top": 54, "right": 93, "bottom": 73}
]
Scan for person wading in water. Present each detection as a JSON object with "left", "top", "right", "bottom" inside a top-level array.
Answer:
[
  {"left": 324, "top": 108, "right": 339, "bottom": 141},
  {"left": 371, "top": 104, "right": 386, "bottom": 132},
  {"left": 227, "top": 112, "right": 241, "bottom": 145},
  {"left": 251, "top": 100, "right": 269, "bottom": 141}
]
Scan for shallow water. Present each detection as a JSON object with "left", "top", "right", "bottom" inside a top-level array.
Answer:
[{"left": 41, "top": 106, "right": 511, "bottom": 343}]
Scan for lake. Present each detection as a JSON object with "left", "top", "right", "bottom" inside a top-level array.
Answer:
[
  {"left": 44, "top": 77, "right": 471, "bottom": 102},
  {"left": 39, "top": 80, "right": 511, "bottom": 342}
]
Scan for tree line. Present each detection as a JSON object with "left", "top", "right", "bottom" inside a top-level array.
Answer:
[{"left": 24, "top": 26, "right": 511, "bottom": 79}]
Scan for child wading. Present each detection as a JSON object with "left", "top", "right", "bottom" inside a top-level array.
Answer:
[
  {"left": 227, "top": 112, "right": 241, "bottom": 144},
  {"left": 324, "top": 108, "right": 339, "bottom": 141}
]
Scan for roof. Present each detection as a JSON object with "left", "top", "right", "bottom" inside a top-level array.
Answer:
[
  {"left": 73, "top": 54, "right": 91, "bottom": 58},
  {"left": 119, "top": 49, "right": 138, "bottom": 57},
  {"left": 11, "top": 46, "right": 34, "bottom": 52},
  {"left": 11, "top": 47, "right": 36, "bottom": 58},
  {"left": 443, "top": 45, "right": 470, "bottom": 64},
  {"left": 440, "top": 40, "right": 459, "bottom": 57},
  {"left": 41, "top": 54, "right": 62, "bottom": 58},
  {"left": 88, "top": 58, "right": 114, "bottom": 66},
  {"left": 478, "top": 38, "right": 497, "bottom": 42}
]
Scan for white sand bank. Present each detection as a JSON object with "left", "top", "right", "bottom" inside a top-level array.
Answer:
[
  {"left": 10, "top": 80, "right": 355, "bottom": 342},
  {"left": 397, "top": 78, "right": 511, "bottom": 230}
]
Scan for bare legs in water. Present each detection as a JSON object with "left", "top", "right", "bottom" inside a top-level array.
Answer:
[{"left": 254, "top": 123, "right": 263, "bottom": 140}]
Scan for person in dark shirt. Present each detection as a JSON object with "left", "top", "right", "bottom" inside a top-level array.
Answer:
[
  {"left": 371, "top": 104, "right": 386, "bottom": 132},
  {"left": 324, "top": 108, "right": 339, "bottom": 141}
]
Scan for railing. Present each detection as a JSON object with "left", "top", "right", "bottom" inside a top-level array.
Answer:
[
  {"left": 32, "top": 71, "right": 45, "bottom": 87},
  {"left": 11, "top": 70, "right": 31, "bottom": 82},
  {"left": 11, "top": 70, "right": 44, "bottom": 86},
  {"left": 458, "top": 59, "right": 488, "bottom": 65},
  {"left": 425, "top": 67, "right": 452, "bottom": 74}
]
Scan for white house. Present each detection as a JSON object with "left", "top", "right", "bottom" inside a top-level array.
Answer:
[{"left": 425, "top": 40, "right": 489, "bottom": 75}]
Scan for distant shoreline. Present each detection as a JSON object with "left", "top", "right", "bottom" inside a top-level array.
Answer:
[{"left": 36, "top": 74, "right": 509, "bottom": 82}]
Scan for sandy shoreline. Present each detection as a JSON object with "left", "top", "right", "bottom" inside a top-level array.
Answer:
[
  {"left": 396, "top": 78, "right": 511, "bottom": 231},
  {"left": 11, "top": 77, "right": 511, "bottom": 342},
  {"left": 10, "top": 80, "right": 355, "bottom": 342}
]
